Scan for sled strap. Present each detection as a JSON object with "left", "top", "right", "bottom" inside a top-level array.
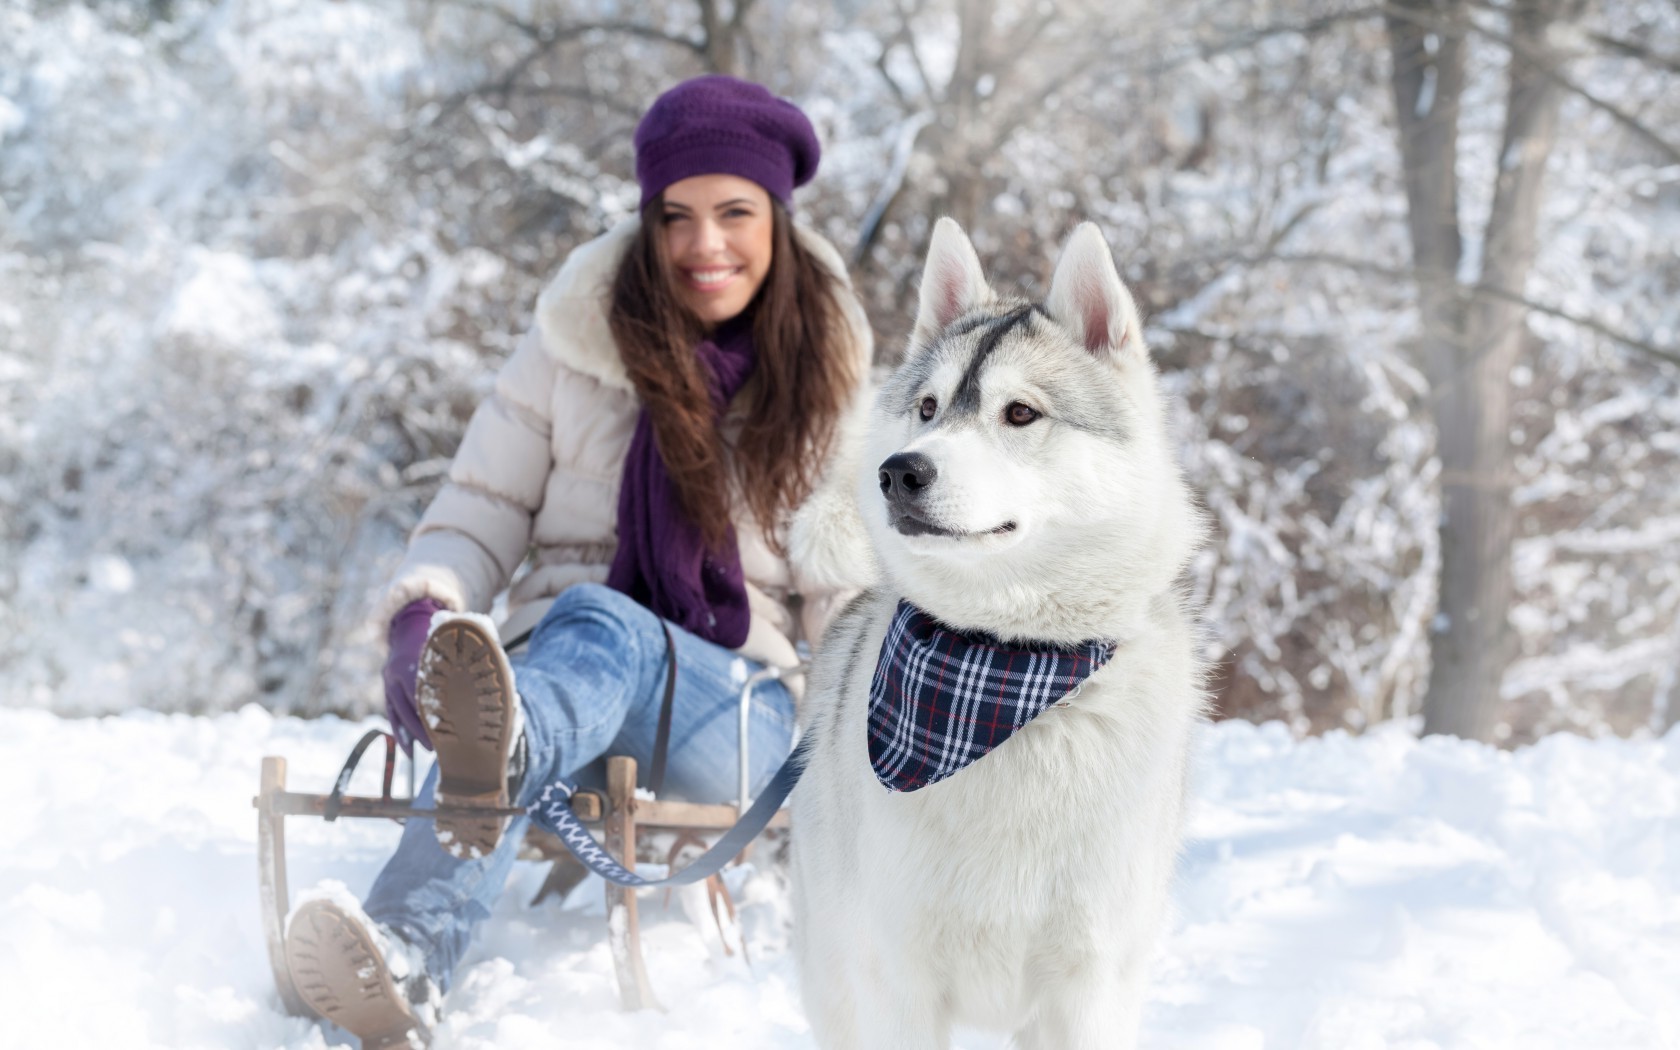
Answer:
[
  {"left": 502, "top": 625, "right": 535, "bottom": 653},
  {"left": 527, "top": 739, "right": 809, "bottom": 888},
  {"left": 646, "top": 621, "right": 679, "bottom": 798},
  {"left": 324, "top": 729, "right": 398, "bottom": 822}
]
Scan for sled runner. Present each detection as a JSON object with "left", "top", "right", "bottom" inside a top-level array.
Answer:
[{"left": 255, "top": 664, "right": 795, "bottom": 1015}]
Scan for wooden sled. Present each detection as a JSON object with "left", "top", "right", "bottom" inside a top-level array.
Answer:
[{"left": 255, "top": 666, "right": 794, "bottom": 1014}]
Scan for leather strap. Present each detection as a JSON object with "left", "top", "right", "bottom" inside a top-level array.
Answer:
[
  {"left": 526, "top": 739, "right": 808, "bottom": 888},
  {"left": 324, "top": 729, "right": 398, "bottom": 821},
  {"left": 646, "top": 620, "right": 679, "bottom": 797}
]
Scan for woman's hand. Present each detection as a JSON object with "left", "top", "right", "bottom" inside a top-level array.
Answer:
[{"left": 383, "top": 597, "right": 446, "bottom": 755}]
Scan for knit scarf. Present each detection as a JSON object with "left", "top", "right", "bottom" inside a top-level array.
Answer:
[
  {"left": 606, "top": 315, "right": 756, "bottom": 648},
  {"left": 867, "top": 600, "right": 1117, "bottom": 792}
]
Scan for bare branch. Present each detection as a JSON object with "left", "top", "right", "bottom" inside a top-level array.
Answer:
[
  {"left": 892, "top": 0, "right": 938, "bottom": 103},
  {"left": 1380, "top": 1, "right": 1680, "bottom": 165},
  {"left": 1465, "top": 11, "right": 1680, "bottom": 165},
  {"left": 426, "top": 36, "right": 563, "bottom": 127},
  {"left": 431, "top": 0, "right": 705, "bottom": 53},
  {"left": 1268, "top": 251, "right": 1680, "bottom": 367},
  {"left": 1586, "top": 29, "right": 1680, "bottom": 75},
  {"left": 419, "top": 10, "right": 705, "bottom": 129},
  {"left": 982, "top": 4, "right": 1387, "bottom": 154},
  {"left": 583, "top": 19, "right": 705, "bottom": 53},
  {"left": 873, "top": 37, "right": 913, "bottom": 108},
  {"left": 500, "top": 85, "right": 641, "bottom": 120},
  {"left": 984, "top": 36, "right": 1121, "bottom": 152},
  {"left": 985, "top": 6, "right": 1060, "bottom": 101},
  {"left": 434, "top": 0, "right": 543, "bottom": 39},
  {"left": 853, "top": 111, "right": 936, "bottom": 268},
  {"left": 1262, "top": 196, "right": 1328, "bottom": 256},
  {"left": 1191, "top": 4, "right": 1388, "bottom": 62}
]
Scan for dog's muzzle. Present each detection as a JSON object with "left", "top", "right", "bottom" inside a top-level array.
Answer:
[
  {"left": 880, "top": 452, "right": 954, "bottom": 536},
  {"left": 878, "top": 451, "right": 937, "bottom": 507}
]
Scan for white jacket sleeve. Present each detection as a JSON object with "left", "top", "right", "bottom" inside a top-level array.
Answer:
[{"left": 377, "top": 329, "right": 558, "bottom": 626}]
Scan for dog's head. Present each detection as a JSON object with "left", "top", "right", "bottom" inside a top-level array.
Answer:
[{"left": 860, "top": 219, "right": 1204, "bottom": 642}]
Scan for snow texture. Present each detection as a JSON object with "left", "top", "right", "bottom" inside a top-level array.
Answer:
[{"left": 2, "top": 707, "right": 1675, "bottom": 1048}]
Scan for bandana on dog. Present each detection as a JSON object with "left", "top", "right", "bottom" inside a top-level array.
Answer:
[{"left": 867, "top": 600, "right": 1117, "bottom": 792}]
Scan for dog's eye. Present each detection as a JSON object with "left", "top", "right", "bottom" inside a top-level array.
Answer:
[
  {"left": 1005, "top": 402, "right": 1040, "bottom": 427},
  {"left": 919, "top": 396, "right": 937, "bottom": 421}
]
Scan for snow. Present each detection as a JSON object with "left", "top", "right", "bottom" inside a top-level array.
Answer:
[{"left": 4, "top": 708, "right": 1676, "bottom": 1048}]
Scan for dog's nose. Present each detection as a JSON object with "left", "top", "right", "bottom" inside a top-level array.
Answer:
[{"left": 878, "top": 452, "right": 938, "bottom": 501}]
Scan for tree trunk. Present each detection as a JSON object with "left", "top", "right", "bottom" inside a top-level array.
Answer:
[
  {"left": 697, "top": 0, "right": 753, "bottom": 76},
  {"left": 929, "top": 0, "right": 992, "bottom": 233},
  {"left": 1662, "top": 639, "right": 1680, "bottom": 733},
  {"left": 1387, "top": 0, "right": 1569, "bottom": 740},
  {"left": 1384, "top": 0, "right": 1468, "bottom": 482},
  {"left": 1426, "top": 0, "right": 1567, "bottom": 739}
]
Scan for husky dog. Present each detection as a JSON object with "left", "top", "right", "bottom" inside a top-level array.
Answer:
[{"left": 788, "top": 219, "right": 1207, "bottom": 1050}]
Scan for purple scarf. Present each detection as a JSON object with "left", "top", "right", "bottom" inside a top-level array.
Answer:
[{"left": 607, "top": 315, "right": 756, "bottom": 648}]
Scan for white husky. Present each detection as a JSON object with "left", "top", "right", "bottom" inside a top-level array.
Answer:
[{"left": 788, "top": 219, "right": 1207, "bottom": 1050}]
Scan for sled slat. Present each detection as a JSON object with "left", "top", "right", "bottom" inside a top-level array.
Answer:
[
  {"left": 634, "top": 798, "right": 791, "bottom": 832},
  {"left": 258, "top": 757, "right": 309, "bottom": 1017},
  {"left": 604, "top": 756, "right": 661, "bottom": 1012},
  {"left": 259, "top": 787, "right": 787, "bottom": 831},
  {"left": 263, "top": 791, "right": 530, "bottom": 821}
]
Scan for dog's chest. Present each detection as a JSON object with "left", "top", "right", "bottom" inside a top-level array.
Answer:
[{"left": 862, "top": 694, "right": 1159, "bottom": 917}]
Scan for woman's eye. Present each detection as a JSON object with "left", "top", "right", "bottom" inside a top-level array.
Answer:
[
  {"left": 661, "top": 213, "right": 687, "bottom": 226},
  {"left": 1005, "top": 402, "right": 1040, "bottom": 427},
  {"left": 919, "top": 396, "right": 937, "bottom": 421}
]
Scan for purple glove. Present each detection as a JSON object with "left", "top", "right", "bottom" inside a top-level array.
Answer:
[{"left": 383, "top": 597, "right": 446, "bottom": 756}]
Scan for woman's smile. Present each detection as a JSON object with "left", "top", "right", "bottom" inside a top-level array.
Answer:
[{"left": 680, "top": 265, "right": 744, "bottom": 292}]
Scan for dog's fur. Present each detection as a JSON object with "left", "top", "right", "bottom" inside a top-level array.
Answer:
[{"left": 788, "top": 219, "right": 1207, "bottom": 1049}]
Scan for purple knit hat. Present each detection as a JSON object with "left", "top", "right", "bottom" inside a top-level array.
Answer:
[{"left": 634, "top": 75, "right": 821, "bottom": 208}]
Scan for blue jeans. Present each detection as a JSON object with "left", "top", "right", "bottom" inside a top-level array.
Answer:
[{"left": 364, "top": 583, "right": 796, "bottom": 988}]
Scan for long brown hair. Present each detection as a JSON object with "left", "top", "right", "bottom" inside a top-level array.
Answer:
[{"left": 608, "top": 198, "right": 858, "bottom": 553}]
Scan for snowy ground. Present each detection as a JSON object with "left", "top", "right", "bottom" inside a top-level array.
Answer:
[{"left": 3, "top": 707, "right": 1676, "bottom": 1049}]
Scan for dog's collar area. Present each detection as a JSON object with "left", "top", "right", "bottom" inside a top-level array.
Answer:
[{"left": 867, "top": 600, "right": 1117, "bottom": 793}]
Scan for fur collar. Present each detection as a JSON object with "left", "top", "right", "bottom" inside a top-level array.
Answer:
[{"left": 533, "top": 216, "right": 863, "bottom": 393}]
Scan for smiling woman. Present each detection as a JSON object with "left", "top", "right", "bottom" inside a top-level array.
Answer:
[
  {"left": 281, "top": 75, "right": 875, "bottom": 1050},
  {"left": 609, "top": 79, "right": 859, "bottom": 560}
]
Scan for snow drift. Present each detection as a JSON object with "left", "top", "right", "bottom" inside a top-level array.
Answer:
[{"left": 2, "top": 708, "right": 1675, "bottom": 1048}]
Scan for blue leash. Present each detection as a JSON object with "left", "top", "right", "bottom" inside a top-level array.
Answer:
[{"left": 524, "top": 739, "right": 809, "bottom": 888}]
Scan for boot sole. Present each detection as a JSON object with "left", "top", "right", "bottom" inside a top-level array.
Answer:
[
  {"left": 285, "top": 899, "right": 428, "bottom": 1050},
  {"left": 420, "top": 619, "right": 515, "bottom": 860}
]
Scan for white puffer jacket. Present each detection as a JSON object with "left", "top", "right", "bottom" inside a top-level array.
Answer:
[{"left": 377, "top": 218, "right": 874, "bottom": 682}]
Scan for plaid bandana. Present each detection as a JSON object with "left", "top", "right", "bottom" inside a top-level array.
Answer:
[{"left": 867, "top": 600, "right": 1117, "bottom": 792}]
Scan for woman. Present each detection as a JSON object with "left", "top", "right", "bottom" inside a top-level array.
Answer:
[{"left": 283, "top": 76, "right": 871, "bottom": 1049}]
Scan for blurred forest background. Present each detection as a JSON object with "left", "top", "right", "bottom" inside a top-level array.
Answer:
[{"left": 1, "top": 0, "right": 1676, "bottom": 745}]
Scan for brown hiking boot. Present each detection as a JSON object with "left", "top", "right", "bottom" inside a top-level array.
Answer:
[
  {"left": 418, "top": 615, "right": 518, "bottom": 860},
  {"left": 285, "top": 898, "right": 434, "bottom": 1050}
]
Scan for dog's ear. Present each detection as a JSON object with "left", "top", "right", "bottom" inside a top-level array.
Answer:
[
  {"left": 913, "top": 218, "right": 993, "bottom": 348},
  {"left": 1046, "top": 222, "right": 1143, "bottom": 361}
]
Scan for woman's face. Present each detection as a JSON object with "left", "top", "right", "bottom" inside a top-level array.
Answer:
[{"left": 659, "top": 174, "right": 775, "bottom": 328}]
